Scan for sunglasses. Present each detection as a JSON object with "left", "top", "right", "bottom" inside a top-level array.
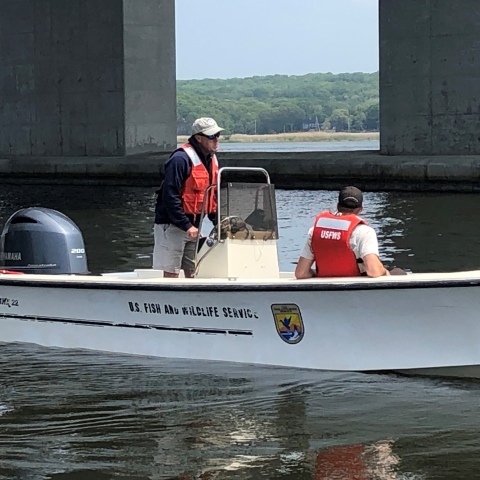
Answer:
[{"left": 200, "top": 132, "right": 221, "bottom": 140}]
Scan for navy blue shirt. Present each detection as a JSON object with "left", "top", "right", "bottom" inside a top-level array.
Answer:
[{"left": 154, "top": 136, "right": 217, "bottom": 231}]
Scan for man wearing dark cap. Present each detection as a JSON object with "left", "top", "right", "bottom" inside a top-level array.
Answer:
[
  {"left": 153, "top": 117, "right": 224, "bottom": 278},
  {"left": 295, "top": 186, "right": 391, "bottom": 278}
]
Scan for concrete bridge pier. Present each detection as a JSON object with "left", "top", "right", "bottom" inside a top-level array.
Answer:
[
  {"left": 0, "top": 0, "right": 176, "bottom": 156},
  {"left": 380, "top": 0, "right": 480, "bottom": 155}
]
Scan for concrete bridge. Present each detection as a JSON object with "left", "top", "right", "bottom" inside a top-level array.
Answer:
[{"left": 0, "top": 0, "right": 479, "bottom": 158}]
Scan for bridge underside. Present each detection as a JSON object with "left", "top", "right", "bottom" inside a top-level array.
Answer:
[
  {"left": 1, "top": 0, "right": 479, "bottom": 157},
  {"left": 380, "top": 0, "right": 480, "bottom": 155},
  {"left": 0, "top": 0, "right": 176, "bottom": 156}
]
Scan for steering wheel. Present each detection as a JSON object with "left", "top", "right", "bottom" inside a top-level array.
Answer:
[{"left": 212, "top": 216, "right": 252, "bottom": 240}]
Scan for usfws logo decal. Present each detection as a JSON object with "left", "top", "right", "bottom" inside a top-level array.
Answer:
[{"left": 271, "top": 304, "right": 304, "bottom": 344}]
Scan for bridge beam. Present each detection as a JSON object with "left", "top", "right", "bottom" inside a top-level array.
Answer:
[
  {"left": 0, "top": 0, "right": 176, "bottom": 156},
  {"left": 380, "top": 0, "right": 480, "bottom": 155}
]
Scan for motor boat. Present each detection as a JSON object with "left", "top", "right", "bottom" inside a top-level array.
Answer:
[{"left": 1, "top": 167, "right": 480, "bottom": 379}]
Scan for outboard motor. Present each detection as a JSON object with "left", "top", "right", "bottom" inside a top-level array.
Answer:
[{"left": 0, "top": 207, "right": 88, "bottom": 274}]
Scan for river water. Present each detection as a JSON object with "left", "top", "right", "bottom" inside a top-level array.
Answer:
[
  {"left": 213, "top": 140, "right": 379, "bottom": 152},
  {"left": 1, "top": 152, "right": 480, "bottom": 479}
]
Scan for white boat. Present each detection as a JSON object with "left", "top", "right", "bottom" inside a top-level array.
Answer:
[{"left": 1, "top": 167, "right": 480, "bottom": 379}]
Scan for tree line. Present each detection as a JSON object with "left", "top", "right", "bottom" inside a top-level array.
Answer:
[{"left": 177, "top": 72, "right": 379, "bottom": 135}]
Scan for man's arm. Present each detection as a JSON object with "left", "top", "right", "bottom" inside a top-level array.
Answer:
[
  {"left": 354, "top": 225, "right": 390, "bottom": 277},
  {"left": 362, "top": 253, "right": 390, "bottom": 277},
  {"left": 162, "top": 154, "right": 192, "bottom": 232},
  {"left": 295, "top": 256, "right": 315, "bottom": 279},
  {"left": 295, "top": 227, "right": 315, "bottom": 279}
]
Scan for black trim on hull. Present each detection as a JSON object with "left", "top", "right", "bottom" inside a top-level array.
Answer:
[
  {"left": 0, "top": 278, "right": 480, "bottom": 292},
  {"left": 0, "top": 314, "right": 253, "bottom": 337}
]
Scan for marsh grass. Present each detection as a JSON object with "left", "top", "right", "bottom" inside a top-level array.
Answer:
[{"left": 178, "top": 131, "right": 379, "bottom": 143}]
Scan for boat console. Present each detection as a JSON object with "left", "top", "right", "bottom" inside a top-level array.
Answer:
[{"left": 195, "top": 167, "right": 280, "bottom": 279}]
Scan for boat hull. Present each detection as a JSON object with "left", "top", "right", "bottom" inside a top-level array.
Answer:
[{"left": 2, "top": 272, "right": 480, "bottom": 378}]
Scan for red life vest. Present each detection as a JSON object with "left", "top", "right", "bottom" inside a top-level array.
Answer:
[
  {"left": 179, "top": 143, "right": 219, "bottom": 215},
  {"left": 311, "top": 211, "right": 366, "bottom": 277}
]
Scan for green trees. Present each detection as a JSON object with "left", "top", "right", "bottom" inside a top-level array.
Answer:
[{"left": 177, "top": 72, "right": 379, "bottom": 134}]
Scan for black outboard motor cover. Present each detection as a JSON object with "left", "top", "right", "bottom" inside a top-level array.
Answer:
[{"left": 0, "top": 207, "right": 88, "bottom": 274}]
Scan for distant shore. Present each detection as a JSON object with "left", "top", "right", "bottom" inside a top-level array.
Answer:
[{"left": 178, "top": 131, "right": 379, "bottom": 144}]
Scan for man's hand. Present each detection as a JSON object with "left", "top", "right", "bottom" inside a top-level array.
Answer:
[{"left": 187, "top": 226, "right": 199, "bottom": 240}]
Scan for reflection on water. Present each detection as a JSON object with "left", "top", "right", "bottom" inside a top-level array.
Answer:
[
  {"left": 1, "top": 184, "right": 480, "bottom": 478},
  {"left": 312, "top": 440, "right": 400, "bottom": 479},
  {"left": 3, "top": 341, "right": 480, "bottom": 479}
]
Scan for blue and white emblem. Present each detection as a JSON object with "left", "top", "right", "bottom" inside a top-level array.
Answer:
[{"left": 271, "top": 304, "right": 305, "bottom": 344}]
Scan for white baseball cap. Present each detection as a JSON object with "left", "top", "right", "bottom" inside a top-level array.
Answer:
[{"left": 191, "top": 117, "right": 224, "bottom": 136}]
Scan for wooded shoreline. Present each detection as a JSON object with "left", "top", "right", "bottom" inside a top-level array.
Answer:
[{"left": 178, "top": 131, "right": 379, "bottom": 143}]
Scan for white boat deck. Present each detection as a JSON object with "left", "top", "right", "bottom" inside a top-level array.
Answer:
[{"left": 1, "top": 268, "right": 480, "bottom": 286}]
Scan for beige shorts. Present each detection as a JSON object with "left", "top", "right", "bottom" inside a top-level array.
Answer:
[{"left": 153, "top": 224, "right": 196, "bottom": 274}]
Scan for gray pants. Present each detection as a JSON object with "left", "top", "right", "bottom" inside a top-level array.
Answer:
[{"left": 153, "top": 224, "right": 196, "bottom": 274}]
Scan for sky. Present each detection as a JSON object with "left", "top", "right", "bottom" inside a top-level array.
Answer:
[{"left": 175, "top": 0, "right": 379, "bottom": 80}]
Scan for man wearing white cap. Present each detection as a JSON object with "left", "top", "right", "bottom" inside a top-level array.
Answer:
[{"left": 153, "top": 117, "right": 224, "bottom": 278}]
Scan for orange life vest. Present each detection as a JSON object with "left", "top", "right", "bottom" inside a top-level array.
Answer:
[
  {"left": 179, "top": 143, "right": 218, "bottom": 216},
  {"left": 311, "top": 211, "right": 366, "bottom": 277}
]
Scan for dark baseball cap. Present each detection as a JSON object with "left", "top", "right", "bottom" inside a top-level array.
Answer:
[{"left": 338, "top": 186, "right": 363, "bottom": 209}]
